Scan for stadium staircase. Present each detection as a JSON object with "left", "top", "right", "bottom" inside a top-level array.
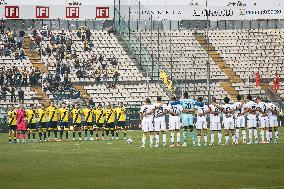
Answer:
[
  {"left": 23, "top": 36, "right": 49, "bottom": 101},
  {"left": 74, "top": 85, "right": 90, "bottom": 99},
  {"left": 194, "top": 33, "right": 241, "bottom": 101}
]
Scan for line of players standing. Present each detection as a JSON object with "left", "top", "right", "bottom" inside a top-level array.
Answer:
[
  {"left": 6, "top": 101, "right": 127, "bottom": 143},
  {"left": 139, "top": 93, "right": 279, "bottom": 148}
]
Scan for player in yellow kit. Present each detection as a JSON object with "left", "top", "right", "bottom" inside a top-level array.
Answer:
[
  {"left": 82, "top": 105, "right": 94, "bottom": 141},
  {"left": 115, "top": 102, "right": 127, "bottom": 140},
  {"left": 105, "top": 104, "right": 116, "bottom": 140},
  {"left": 26, "top": 104, "right": 37, "bottom": 143},
  {"left": 37, "top": 104, "right": 48, "bottom": 142},
  {"left": 58, "top": 103, "right": 70, "bottom": 141},
  {"left": 7, "top": 106, "right": 17, "bottom": 143},
  {"left": 94, "top": 104, "right": 105, "bottom": 140},
  {"left": 71, "top": 104, "right": 82, "bottom": 140},
  {"left": 46, "top": 101, "right": 59, "bottom": 141}
]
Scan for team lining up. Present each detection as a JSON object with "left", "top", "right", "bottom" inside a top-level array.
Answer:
[{"left": 139, "top": 93, "right": 279, "bottom": 148}]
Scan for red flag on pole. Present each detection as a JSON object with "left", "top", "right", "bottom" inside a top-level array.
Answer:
[
  {"left": 273, "top": 73, "right": 280, "bottom": 94},
  {"left": 255, "top": 71, "right": 261, "bottom": 87}
]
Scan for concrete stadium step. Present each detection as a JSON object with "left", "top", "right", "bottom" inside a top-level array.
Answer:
[
  {"left": 74, "top": 85, "right": 90, "bottom": 99},
  {"left": 220, "top": 82, "right": 238, "bottom": 101}
]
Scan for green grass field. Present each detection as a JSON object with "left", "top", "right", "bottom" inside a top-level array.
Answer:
[{"left": 0, "top": 128, "right": 284, "bottom": 189}]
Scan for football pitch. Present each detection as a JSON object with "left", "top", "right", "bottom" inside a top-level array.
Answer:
[{"left": 0, "top": 129, "right": 284, "bottom": 189}]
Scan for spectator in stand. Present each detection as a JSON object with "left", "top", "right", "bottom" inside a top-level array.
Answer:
[
  {"left": 86, "top": 28, "right": 91, "bottom": 42},
  {"left": 83, "top": 40, "right": 90, "bottom": 51},
  {"left": 16, "top": 37, "right": 22, "bottom": 50},
  {"left": 11, "top": 87, "right": 16, "bottom": 103},
  {"left": 15, "top": 70, "right": 22, "bottom": 87},
  {"left": 18, "top": 88, "right": 24, "bottom": 104},
  {"left": 29, "top": 40, "right": 35, "bottom": 54},
  {"left": 45, "top": 45, "right": 52, "bottom": 56},
  {"left": 91, "top": 54, "right": 97, "bottom": 63},
  {"left": 110, "top": 56, "right": 118, "bottom": 66},
  {"left": 19, "top": 50, "right": 26, "bottom": 61},
  {"left": 94, "top": 67, "right": 101, "bottom": 85},
  {"left": 22, "top": 68, "right": 28, "bottom": 86},
  {"left": 113, "top": 69, "right": 120, "bottom": 88},
  {"left": 34, "top": 34, "right": 41, "bottom": 47}
]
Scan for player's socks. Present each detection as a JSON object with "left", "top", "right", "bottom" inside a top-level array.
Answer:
[
  {"left": 48, "top": 131, "right": 51, "bottom": 139},
  {"left": 197, "top": 135, "right": 201, "bottom": 146},
  {"left": 235, "top": 129, "right": 239, "bottom": 142},
  {"left": 32, "top": 133, "right": 36, "bottom": 140},
  {"left": 66, "top": 131, "right": 69, "bottom": 139},
  {"left": 218, "top": 132, "right": 222, "bottom": 145},
  {"left": 78, "top": 132, "right": 81, "bottom": 138},
  {"left": 253, "top": 129, "right": 258, "bottom": 143},
  {"left": 96, "top": 133, "right": 99, "bottom": 138},
  {"left": 73, "top": 132, "right": 76, "bottom": 139},
  {"left": 242, "top": 130, "right": 246, "bottom": 143},
  {"left": 162, "top": 133, "right": 166, "bottom": 144},
  {"left": 106, "top": 130, "right": 109, "bottom": 137},
  {"left": 43, "top": 132, "right": 47, "bottom": 141},
  {"left": 232, "top": 134, "right": 236, "bottom": 144},
  {"left": 85, "top": 130, "right": 88, "bottom": 138},
  {"left": 8, "top": 137, "right": 11, "bottom": 143},
  {"left": 155, "top": 134, "right": 159, "bottom": 146},
  {"left": 190, "top": 131, "right": 195, "bottom": 144},
  {"left": 111, "top": 130, "right": 115, "bottom": 137},
  {"left": 170, "top": 132, "right": 175, "bottom": 144},
  {"left": 183, "top": 130, "right": 187, "bottom": 144},
  {"left": 275, "top": 130, "right": 279, "bottom": 143},
  {"left": 90, "top": 130, "right": 93, "bottom": 137},
  {"left": 177, "top": 132, "right": 180, "bottom": 144},
  {"left": 28, "top": 133, "right": 31, "bottom": 140},
  {"left": 225, "top": 135, "right": 229, "bottom": 144},
  {"left": 60, "top": 130, "right": 64, "bottom": 139},
  {"left": 16, "top": 133, "right": 20, "bottom": 139},
  {"left": 54, "top": 130, "right": 58, "bottom": 139},
  {"left": 269, "top": 131, "right": 272, "bottom": 142},
  {"left": 210, "top": 132, "right": 214, "bottom": 144},
  {"left": 248, "top": 129, "right": 252, "bottom": 143},
  {"left": 260, "top": 130, "right": 265, "bottom": 142},
  {"left": 203, "top": 134, "right": 207, "bottom": 145},
  {"left": 266, "top": 130, "right": 270, "bottom": 142},
  {"left": 39, "top": 132, "right": 42, "bottom": 141},
  {"left": 21, "top": 133, "right": 25, "bottom": 140},
  {"left": 116, "top": 131, "right": 119, "bottom": 138},
  {"left": 142, "top": 134, "right": 146, "bottom": 146},
  {"left": 123, "top": 130, "right": 127, "bottom": 138},
  {"left": 149, "top": 134, "right": 154, "bottom": 146}
]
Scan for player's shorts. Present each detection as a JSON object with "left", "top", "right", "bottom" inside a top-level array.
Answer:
[
  {"left": 106, "top": 122, "right": 115, "bottom": 129},
  {"left": 60, "top": 122, "right": 69, "bottom": 130},
  {"left": 8, "top": 124, "right": 17, "bottom": 131},
  {"left": 181, "top": 116, "right": 193, "bottom": 127},
  {"left": 236, "top": 116, "right": 245, "bottom": 128},
  {"left": 224, "top": 121, "right": 234, "bottom": 130},
  {"left": 259, "top": 117, "right": 269, "bottom": 129},
  {"left": 154, "top": 118, "right": 166, "bottom": 132},
  {"left": 117, "top": 121, "right": 126, "bottom": 128},
  {"left": 269, "top": 117, "right": 278, "bottom": 128},
  {"left": 17, "top": 123, "right": 26, "bottom": 131},
  {"left": 38, "top": 122, "right": 47, "bottom": 130},
  {"left": 73, "top": 123, "right": 82, "bottom": 128},
  {"left": 84, "top": 122, "right": 94, "bottom": 130},
  {"left": 27, "top": 123, "right": 37, "bottom": 131},
  {"left": 169, "top": 117, "right": 181, "bottom": 130},
  {"left": 210, "top": 122, "right": 221, "bottom": 131},
  {"left": 142, "top": 120, "right": 154, "bottom": 132},
  {"left": 247, "top": 117, "right": 257, "bottom": 128},
  {"left": 96, "top": 123, "right": 105, "bottom": 129},
  {"left": 48, "top": 121, "right": 58, "bottom": 130},
  {"left": 196, "top": 120, "right": 207, "bottom": 130}
]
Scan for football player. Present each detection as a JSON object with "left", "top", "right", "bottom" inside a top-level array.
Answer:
[
  {"left": 208, "top": 97, "right": 222, "bottom": 145},
  {"left": 243, "top": 95, "right": 258, "bottom": 144},
  {"left": 71, "top": 104, "right": 82, "bottom": 140},
  {"left": 46, "top": 101, "right": 59, "bottom": 141},
  {"left": 82, "top": 104, "right": 95, "bottom": 141},
  {"left": 140, "top": 98, "right": 155, "bottom": 148},
  {"left": 153, "top": 96, "right": 168, "bottom": 147},
  {"left": 7, "top": 106, "right": 17, "bottom": 143},
  {"left": 115, "top": 102, "right": 127, "bottom": 140},
  {"left": 105, "top": 104, "right": 116, "bottom": 140},
  {"left": 233, "top": 95, "right": 246, "bottom": 144},
  {"left": 58, "top": 103, "right": 70, "bottom": 141},
  {"left": 267, "top": 102, "right": 279, "bottom": 143},
  {"left": 94, "top": 104, "right": 106, "bottom": 140},
  {"left": 195, "top": 97, "right": 210, "bottom": 147},
  {"left": 256, "top": 97, "right": 269, "bottom": 144},
  {"left": 37, "top": 104, "right": 48, "bottom": 142},
  {"left": 179, "top": 92, "right": 196, "bottom": 147},
  {"left": 167, "top": 96, "right": 183, "bottom": 148},
  {"left": 26, "top": 104, "right": 37, "bottom": 143},
  {"left": 16, "top": 104, "right": 27, "bottom": 143}
]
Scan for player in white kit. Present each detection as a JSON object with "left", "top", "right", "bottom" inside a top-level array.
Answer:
[
  {"left": 243, "top": 95, "right": 258, "bottom": 144},
  {"left": 195, "top": 97, "right": 210, "bottom": 147},
  {"left": 140, "top": 98, "right": 155, "bottom": 148},
  {"left": 208, "top": 97, "right": 222, "bottom": 145},
  {"left": 256, "top": 97, "right": 269, "bottom": 144},
  {"left": 167, "top": 96, "right": 183, "bottom": 147},
  {"left": 221, "top": 97, "right": 236, "bottom": 145},
  {"left": 233, "top": 95, "right": 246, "bottom": 144},
  {"left": 267, "top": 102, "right": 279, "bottom": 143},
  {"left": 153, "top": 96, "right": 168, "bottom": 147}
]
